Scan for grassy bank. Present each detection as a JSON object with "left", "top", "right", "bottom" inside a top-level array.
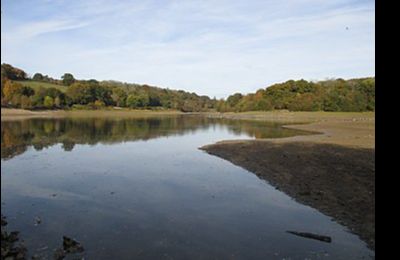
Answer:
[{"left": 207, "top": 111, "right": 375, "bottom": 148}]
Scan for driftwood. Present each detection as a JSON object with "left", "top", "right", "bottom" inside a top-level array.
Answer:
[{"left": 286, "top": 231, "right": 332, "bottom": 243}]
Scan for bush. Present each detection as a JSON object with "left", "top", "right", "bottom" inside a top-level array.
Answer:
[
  {"left": 43, "top": 96, "right": 54, "bottom": 108},
  {"left": 20, "top": 95, "right": 32, "bottom": 109}
]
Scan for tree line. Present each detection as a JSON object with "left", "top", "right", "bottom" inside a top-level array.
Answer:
[
  {"left": 1, "top": 64, "right": 216, "bottom": 112},
  {"left": 217, "top": 77, "right": 375, "bottom": 112},
  {"left": 1, "top": 63, "right": 374, "bottom": 112}
]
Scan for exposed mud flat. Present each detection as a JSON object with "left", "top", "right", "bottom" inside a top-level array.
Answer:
[{"left": 201, "top": 141, "right": 375, "bottom": 249}]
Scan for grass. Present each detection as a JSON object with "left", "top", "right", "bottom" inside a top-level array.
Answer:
[
  {"left": 205, "top": 110, "right": 375, "bottom": 149},
  {"left": 15, "top": 80, "right": 67, "bottom": 92},
  {"left": 207, "top": 110, "right": 375, "bottom": 123}
]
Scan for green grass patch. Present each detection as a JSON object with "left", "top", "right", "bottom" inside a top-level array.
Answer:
[{"left": 15, "top": 80, "right": 67, "bottom": 92}]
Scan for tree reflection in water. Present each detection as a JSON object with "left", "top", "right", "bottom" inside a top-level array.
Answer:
[{"left": 1, "top": 115, "right": 310, "bottom": 160}]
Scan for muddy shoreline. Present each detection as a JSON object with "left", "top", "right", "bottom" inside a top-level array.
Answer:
[{"left": 201, "top": 114, "right": 375, "bottom": 250}]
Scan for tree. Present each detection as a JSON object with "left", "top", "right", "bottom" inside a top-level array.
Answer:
[
  {"left": 66, "top": 82, "right": 94, "bottom": 104},
  {"left": 111, "top": 88, "right": 127, "bottom": 107},
  {"left": 11, "top": 95, "right": 22, "bottom": 107},
  {"left": 20, "top": 95, "right": 33, "bottom": 109},
  {"left": 148, "top": 92, "right": 161, "bottom": 107},
  {"left": 1, "top": 64, "right": 28, "bottom": 80},
  {"left": 254, "top": 98, "right": 273, "bottom": 111},
  {"left": 33, "top": 73, "right": 44, "bottom": 81},
  {"left": 54, "top": 96, "right": 62, "bottom": 108},
  {"left": 92, "top": 84, "right": 113, "bottom": 105},
  {"left": 21, "top": 86, "right": 35, "bottom": 97},
  {"left": 2, "top": 81, "right": 29, "bottom": 106},
  {"left": 2, "top": 80, "right": 16, "bottom": 103},
  {"left": 126, "top": 94, "right": 149, "bottom": 108},
  {"left": 43, "top": 96, "right": 54, "bottom": 108},
  {"left": 94, "top": 100, "right": 106, "bottom": 109},
  {"left": 288, "top": 93, "right": 322, "bottom": 111},
  {"left": 30, "top": 87, "right": 47, "bottom": 107},
  {"left": 226, "top": 93, "right": 243, "bottom": 108},
  {"left": 61, "top": 73, "right": 75, "bottom": 86},
  {"left": 126, "top": 95, "right": 141, "bottom": 108}
]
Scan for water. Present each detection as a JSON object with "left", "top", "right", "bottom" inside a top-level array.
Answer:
[{"left": 1, "top": 115, "right": 374, "bottom": 259}]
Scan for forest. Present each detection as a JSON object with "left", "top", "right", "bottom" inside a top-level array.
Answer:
[
  {"left": 1, "top": 63, "right": 374, "bottom": 112},
  {"left": 217, "top": 77, "right": 375, "bottom": 112}
]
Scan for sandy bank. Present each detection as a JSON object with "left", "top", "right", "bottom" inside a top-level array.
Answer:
[{"left": 1, "top": 108, "right": 182, "bottom": 120}]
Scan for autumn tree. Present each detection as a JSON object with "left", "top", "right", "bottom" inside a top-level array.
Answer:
[
  {"left": 1, "top": 64, "right": 28, "bottom": 80},
  {"left": 2, "top": 81, "right": 33, "bottom": 106}
]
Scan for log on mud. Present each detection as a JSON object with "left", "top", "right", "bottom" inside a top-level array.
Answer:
[{"left": 286, "top": 231, "right": 332, "bottom": 243}]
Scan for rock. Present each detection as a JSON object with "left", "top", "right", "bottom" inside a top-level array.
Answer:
[
  {"left": 8, "top": 232, "right": 20, "bottom": 243},
  {"left": 53, "top": 236, "right": 85, "bottom": 260},
  {"left": 1, "top": 215, "right": 7, "bottom": 226},
  {"left": 1, "top": 216, "right": 27, "bottom": 260},
  {"left": 54, "top": 248, "right": 66, "bottom": 260},
  {"left": 34, "top": 217, "right": 42, "bottom": 226},
  {"left": 31, "top": 254, "right": 41, "bottom": 260},
  {"left": 62, "top": 236, "right": 84, "bottom": 253}
]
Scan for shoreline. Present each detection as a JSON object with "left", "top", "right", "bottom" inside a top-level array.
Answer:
[
  {"left": 200, "top": 112, "right": 375, "bottom": 249},
  {"left": 1, "top": 108, "right": 183, "bottom": 120}
]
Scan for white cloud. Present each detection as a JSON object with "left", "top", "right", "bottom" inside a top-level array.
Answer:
[{"left": 1, "top": 0, "right": 374, "bottom": 98}]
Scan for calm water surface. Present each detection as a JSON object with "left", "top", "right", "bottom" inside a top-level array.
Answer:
[{"left": 1, "top": 116, "right": 374, "bottom": 259}]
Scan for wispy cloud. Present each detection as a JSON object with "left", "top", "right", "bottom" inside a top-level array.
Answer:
[
  {"left": 1, "top": 0, "right": 374, "bottom": 98},
  {"left": 3, "top": 19, "right": 90, "bottom": 43}
]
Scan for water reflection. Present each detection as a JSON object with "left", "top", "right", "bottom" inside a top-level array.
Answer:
[
  {"left": 1, "top": 116, "right": 310, "bottom": 160},
  {"left": 1, "top": 116, "right": 374, "bottom": 259}
]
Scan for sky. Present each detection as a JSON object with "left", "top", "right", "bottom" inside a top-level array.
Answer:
[{"left": 1, "top": 0, "right": 374, "bottom": 98}]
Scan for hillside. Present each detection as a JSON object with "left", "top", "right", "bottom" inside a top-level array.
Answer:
[
  {"left": 1, "top": 64, "right": 216, "bottom": 112},
  {"left": 1, "top": 63, "right": 374, "bottom": 112},
  {"left": 15, "top": 80, "right": 67, "bottom": 92}
]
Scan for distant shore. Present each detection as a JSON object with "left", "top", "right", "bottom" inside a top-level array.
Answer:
[
  {"left": 1, "top": 108, "right": 183, "bottom": 120},
  {"left": 201, "top": 111, "right": 375, "bottom": 249}
]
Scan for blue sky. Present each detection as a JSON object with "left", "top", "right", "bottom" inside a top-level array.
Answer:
[{"left": 1, "top": 0, "right": 374, "bottom": 98}]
